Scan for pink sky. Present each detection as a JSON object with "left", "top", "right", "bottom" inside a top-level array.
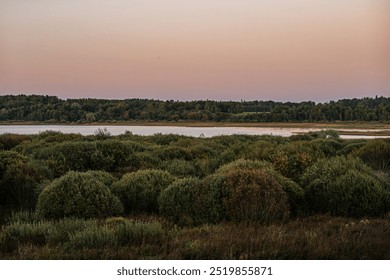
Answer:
[{"left": 0, "top": 0, "right": 389, "bottom": 102}]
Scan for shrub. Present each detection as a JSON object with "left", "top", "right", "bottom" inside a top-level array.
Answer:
[
  {"left": 188, "top": 143, "right": 218, "bottom": 159},
  {"left": 211, "top": 143, "right": 248, "bottom": 169},
  {"left": 337, "top": 140, "right": 366, "bottom": 156},
  {"left": 111, "top": 170, "right": 176, "bottom": 214},
  {"left": 33, "top": 140, "right": 139, "bottom": 176},
  {"left": 0, "top": 151, "right": 51, "bottom": 209},
  {"left": 301, "top": 156, "right": 388, "bottom": 217},
  {"left": 82, "top": 170, "right": 117, "bottom": 187},
  {"left": 222, "top": 169, "right": 290, "bottom": 223},
  {"left": 193, "top": 159, "right": 291, "bottom": 224},
  {"left": 271, "top": 141, "right": 324, "bottom": 182},
  {"left": 309, "top": 138, "right": 343, "bottom": 157},
  {"left": 154, "top": 146, "right": 193, "bottom": 161},
  {"left": 354, "top": 139, "right": 390, "bottom": 170},
  {"left": 243, "top": 140, "right": 276, "bottom": 161},
  {"left": 330, "top": 170, "right": 386, "bottom": 217},
  {"left": 158, "top": 178, "right": 200, "bottom": 225},
  {"left": 94, "top": 140, "right": 138, "bottom": 172},
  {"left": 133, "top": 151, "right": 161, "bottom": 170},
  {"left": 36, "top": 171, "right": 123, "bottom": 219},
  {"left": 160, "top": 159, "right": 196, "bottom": 177},
  {"left": 216, "top": 159, "right": 304, "bottom": 216},
  {"left": 149, "top": 134, "right": 184, "bottom": 145},
  {"left": 193, "top": 173, "right": 226, "bottom": 224},
  {"left": 0, "top": 134, "right": 31, "bottom": 150}
]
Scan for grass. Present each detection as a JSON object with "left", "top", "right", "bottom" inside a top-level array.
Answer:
[{"left": 1, "top": 214, "right": 389, "bottom": 259}]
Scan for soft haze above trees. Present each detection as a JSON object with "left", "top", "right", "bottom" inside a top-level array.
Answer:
[{"left": 0, "top": 94, "right": 390, "bottom": 123}]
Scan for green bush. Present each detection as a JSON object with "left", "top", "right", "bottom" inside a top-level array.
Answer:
[
  {"left": 330, "top": 170, "right": 386, "bottom": 217},
  {"left": 0, "top": 151, "right": 51, "bottom": 209},
  {"left": 355, "top": 139, "right": 390, "bottom": 170},
  {"left": 94, "top": 140, "right": 139, "bottom": 172},
  {"left": 33, "top": 140, "right": 139, "bottom": 176},
  {"left": 193, "top": 159, "right": 291, "bottom": 224},
  {"left": 36, "top": 171, "right": 123, "bottom": 219},
  {"left": 82, "top": 170, "right": 117, "bottom": 187},
  {"left": 133, "top": 151, "right": 162, "bottom": 170},
  {"left": 160, "top": 159, "right": 197, "bottom": 177},
  {"left": 243, "top": 140, "right": 276, "bottom": 161},
  {"left": 111, "top": 170, "right": 176, "bottom": 214},
  {"left": 0, "top": 134, "right": 31, "bottom": 150},
  {"left": 193, "top": 173, "right": 226, "bottom": 224},
  {"left": 337, "top": 140, "right": 366, "bottom": 156},
  {"left": 154, "top": 146, "right": 193, "bottom": 161},
  {"left": 222, "top": 169, "right": 290, "bottom": 223},
  {"left": 310, "top": 138, "right": 343, "bottom": 157},
  {"left": 271, "top": 141, "right": 324, "bottom": 182},
  {"left": 301, "top": 156, "right": 388, "bottom": 217},
  {"left": 216, "top": 159, "right": 304, "bottom": 216},
  {"left": 188, "top": 143, "right": 219, "bottom": 159},
  {"left": 158, "top": 178, "right": 200, "bottom": 225}
]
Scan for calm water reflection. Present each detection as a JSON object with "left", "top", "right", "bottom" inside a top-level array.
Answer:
[{"left": 0, "top": 125, "right": 389, "bottom": 139}]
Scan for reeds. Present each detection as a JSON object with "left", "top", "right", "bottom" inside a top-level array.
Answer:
[{"left": 1, "top": 214, "right": 389, "bottom": 259}]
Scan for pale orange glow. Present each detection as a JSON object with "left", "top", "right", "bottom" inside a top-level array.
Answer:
[{"left": 0, "top": 0, "right": 389, "bottom": 101}]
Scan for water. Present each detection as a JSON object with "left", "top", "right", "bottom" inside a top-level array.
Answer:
[{"left": 0, "top": 125, "right": 389, "bottom": 139}]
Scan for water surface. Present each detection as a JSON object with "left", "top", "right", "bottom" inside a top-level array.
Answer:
[{"left": 0, "top": 125, "right": 388, "bottom": 139}]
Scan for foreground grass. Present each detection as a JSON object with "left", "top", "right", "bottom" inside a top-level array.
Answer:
[{"left": 1, "top": 214, "right": 389, "bottom": 260}]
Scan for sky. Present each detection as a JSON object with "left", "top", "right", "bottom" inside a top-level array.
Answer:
[{"left": 0, "top": 0, "right": 389, "bottom": 102}]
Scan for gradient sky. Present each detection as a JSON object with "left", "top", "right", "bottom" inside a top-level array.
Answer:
[{"left": 0, "top": 0, "right": 389, "bottom": 102}]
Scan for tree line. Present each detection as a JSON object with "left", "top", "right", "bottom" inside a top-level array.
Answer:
[{"left": 0, "top": 94, "right": 389, "bottom": 122}]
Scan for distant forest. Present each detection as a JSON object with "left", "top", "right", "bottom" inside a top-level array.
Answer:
[{"left": 1, "top": 94, "right": 390, "bottom": 123}]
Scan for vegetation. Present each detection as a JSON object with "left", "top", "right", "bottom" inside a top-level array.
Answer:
[
  {"left": 36, "top": 171, "right": 123, "bottom": 219},
  {"left": 111, "top": 170, "right": 175, "bottom": 214},
  {"left": 1, "top": 94, "right": 390, "bottom": 123},
  {"left": 301, "top": 157, "right": 389, "bottom": 217},
  {"left": 0, "top": 130, "right": 389, "bottom": 259},
  {"left": 1, "top": 214, "right": 389, "bottom": 259}
]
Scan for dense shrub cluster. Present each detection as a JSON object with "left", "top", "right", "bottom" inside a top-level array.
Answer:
[
  {"left": 0, "top": 132, "right": 389, "bottom": 225},
  {"left": 111, "top": 170, "right": 176, "bottom": 214},
  {"left": 36, "top": 171, "right": 123, "bottom": 219},
  {"left": 0, "top": 151, "right": 51, "bottom": 209},
  {"left": 354, "top": 140, "right": 390, "bottom": 171},
  {"left": 159, "top": 160, "right": 296, "bottom": 225},
  {"left": 158, "top": 178, "right": 200, "bottom": 225},
  {"left": 1, "top": 131, "right": 390, "bottom": 260},
  {"left": 301, "top": 157, "right": 389, "bottom": 217}
]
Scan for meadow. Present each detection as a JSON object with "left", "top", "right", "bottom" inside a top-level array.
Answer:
[{"left": 0, "top": 130, "right": 389, "bottom": 259}]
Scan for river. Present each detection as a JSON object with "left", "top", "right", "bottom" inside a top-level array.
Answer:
[{"left": 1, "top": 125, "right": 389, "bottom": 139}]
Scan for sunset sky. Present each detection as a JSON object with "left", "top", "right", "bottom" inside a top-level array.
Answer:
[{"left": 0, "top": 0, "right": 389, "bottom": 102}]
